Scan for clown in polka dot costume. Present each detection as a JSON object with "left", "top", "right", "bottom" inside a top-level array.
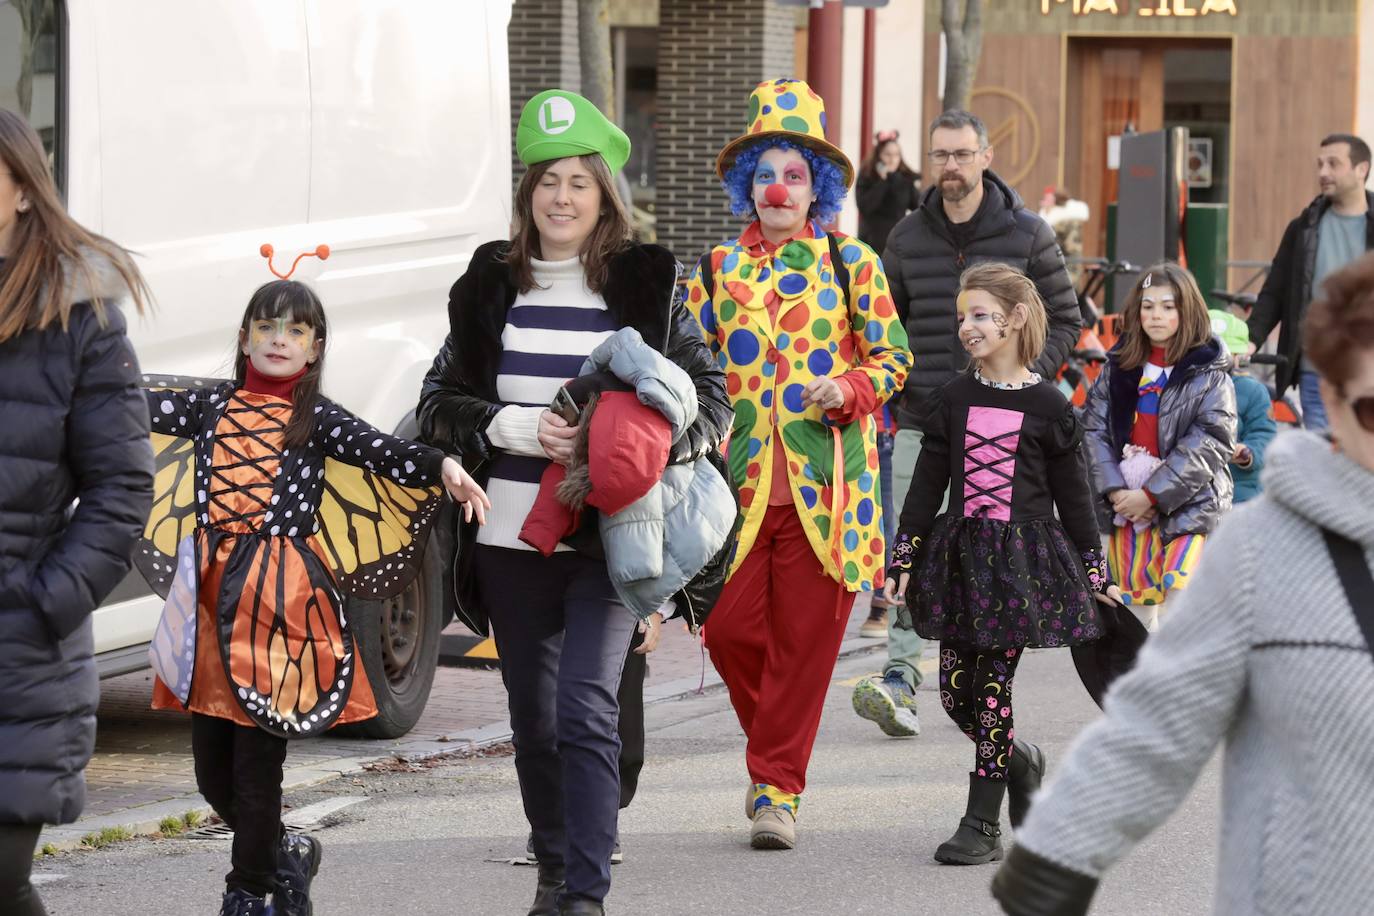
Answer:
[{"left": 690, "top": 78, "right": 911, "bottom": 850}]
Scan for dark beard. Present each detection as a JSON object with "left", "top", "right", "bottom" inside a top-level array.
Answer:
[{"left": 940, "top": 176, "right": 974, "bottom": 203}]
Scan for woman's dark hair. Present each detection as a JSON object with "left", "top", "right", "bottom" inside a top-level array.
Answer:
[
  {"left": 1115, "top": 261, "right": 1214, "bottom": 371},
  {"left": 507, "top": 154, "right": 632, "bottom": 295},
  {"left": 859, "top": 138, "right": 918, "bottom": 183},
  {"left": 1304, "top": 251, "right": 1374, "bottom": 394},
  {"left": 234, "top": 280, "right": 327, "bottom": 449},
  {"left": 0, "top": 109, "right": 151, "bottom": 343}
]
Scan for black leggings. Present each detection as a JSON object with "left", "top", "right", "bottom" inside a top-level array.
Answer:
[
  {"left": 617, "top": 626, "right": 647, "bottom": 810},
  {"left": 191, "top": 714, "right": 289, "bottom": 898},
  {"left": 939, "top": 643, "right": 1023, "bottom": 779},
  {"left": 0, "top": 823, "right": 46, "bottom": 916}
]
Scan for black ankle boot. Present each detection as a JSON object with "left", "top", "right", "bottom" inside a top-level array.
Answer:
[
  {"left": 1006, "top": 738, "right": 1046, "bottom": 829},
  {"left": 273, "top": 834, "right": 322, "bottom": 916},
  {"left": 934, "top": 774, "right": 1006, "bottom": 865},
  {"left": 529, "top": 864, "right": 565, "bottom": 916},
  {"left": 218, "top": 888, "right": 270, "bottom": 916},
  {"left": 558, "top": 897, "right": 605, "bottom": 915}
]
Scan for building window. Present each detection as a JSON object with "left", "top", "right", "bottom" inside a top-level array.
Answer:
[{"left": 0, "top": 1, "right": 62, "bottom": 183}]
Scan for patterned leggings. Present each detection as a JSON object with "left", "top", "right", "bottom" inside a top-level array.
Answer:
[{"left": 939, "top": 642, "right": 1023, "bottom": 779}]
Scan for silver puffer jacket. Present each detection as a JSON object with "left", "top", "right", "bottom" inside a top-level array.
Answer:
[{"left": 1082, "top": 336, "right": 1237, "bottom": 542}]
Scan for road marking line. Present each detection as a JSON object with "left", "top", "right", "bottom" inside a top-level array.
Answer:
[{"left": 282, "top": 796, "right": 368, "bottom": 829}]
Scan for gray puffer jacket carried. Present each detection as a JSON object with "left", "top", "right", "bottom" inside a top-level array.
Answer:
[
  {"left": 572, "top": 327, "right": 736, "bottom": 619},
  {"left": 0, "top": 255, "right": 154, "bottom": 825},
  {"left": 1082, "top": 336, "right": 1237, "bottom": 541},
  {"left": 1011, "top": 431, "right": 1374, "bottom": 915}
]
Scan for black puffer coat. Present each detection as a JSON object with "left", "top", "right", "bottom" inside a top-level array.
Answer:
[
  {"left": 416, "top": 241, "right": 732, "bottom": 635},
  {"left": 882, "top": 170, "right": 1080, "bottom": 426},
  {"left": 0, "top": 261, "right": 154, "bottom": 825},
  {"left": 1248, "top": 190, "right": 1374, "bottom": 396}
]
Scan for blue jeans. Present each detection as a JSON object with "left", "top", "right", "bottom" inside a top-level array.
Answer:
[
  {"left": 477, "top": 547, "right": 638, "bottom": 904},
  {"left": 1299, "top": 369, "right": 1329, "bottom": 431}
]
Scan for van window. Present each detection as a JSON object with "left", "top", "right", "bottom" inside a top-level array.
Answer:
[{"left": 0, "top": 1, "right": 61, "bottom": 182}]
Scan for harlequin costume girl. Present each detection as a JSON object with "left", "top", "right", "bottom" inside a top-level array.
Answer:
[
  {"left": 684, "top": 78, "right": 912, "bottom": 850},
  {"left": 136, "top": 265, "right": 488, "bottom": 916},
  {"left": 1082, "top": 262, "right": 1237, "bottom": 632},
  {"left": 885, "top": 263, "right": 1117, "bottom": 865}
]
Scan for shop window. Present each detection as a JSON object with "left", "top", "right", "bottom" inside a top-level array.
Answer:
[{"left": 0, "top": 1, "right": 61, "bottom": 184}]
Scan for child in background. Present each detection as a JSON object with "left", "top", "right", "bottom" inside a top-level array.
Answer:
[
  {"left": 1082, "top": 263, "right": 1236, "bottom": 631},
  {"left": 886, "top": 263, "right": 1118, "bottom": 866},
  {"left": 1210, "top": 308, "right": 1277, "bottom": 503}
]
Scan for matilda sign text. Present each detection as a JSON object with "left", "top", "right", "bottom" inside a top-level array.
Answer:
[{"left": 1041, "top": 0, "right": 1238, "bottom": 15}]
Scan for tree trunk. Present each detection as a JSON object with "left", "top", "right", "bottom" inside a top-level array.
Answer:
[
  {"left": 941, "top": 0, "right": 983, "bottom": 113},
  {"left": 578, "top": 0, "right": 615, "bottom": 119}
]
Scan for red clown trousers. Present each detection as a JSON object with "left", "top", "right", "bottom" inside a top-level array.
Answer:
[{"left": 704, "top": 504, "right": 857, "bottom": 796}]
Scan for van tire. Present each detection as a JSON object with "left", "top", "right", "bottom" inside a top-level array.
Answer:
[{"left": 333, "top": 527, "right": 445, "bottom": 739}]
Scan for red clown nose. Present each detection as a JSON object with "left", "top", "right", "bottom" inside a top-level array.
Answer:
[{"left": 763, "top": 183, "right": 789, "bottom": 206}]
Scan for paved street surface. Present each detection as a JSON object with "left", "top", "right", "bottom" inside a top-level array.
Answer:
[{"left": 34, "top": 645, "right": 1220, "bottom": 915}]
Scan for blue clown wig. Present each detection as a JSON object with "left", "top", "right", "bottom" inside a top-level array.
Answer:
[{"left": 721, "top": 138, "right": 848, "bottom": 225}]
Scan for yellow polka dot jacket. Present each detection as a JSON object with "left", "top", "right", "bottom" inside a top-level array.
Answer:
[{"left": 686, "top": 223, "right": 912, "bottom": 591}]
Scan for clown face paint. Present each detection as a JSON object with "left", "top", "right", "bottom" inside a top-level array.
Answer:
[
  {"left": 753, "top": 147, "right": 813, "bottom": 242},
  {"left": 242, "top": 316, "right": 319, "bottom": 378}
]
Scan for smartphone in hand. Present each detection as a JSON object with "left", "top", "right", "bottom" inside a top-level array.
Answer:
[{"left": 550, "top": 386, "right": 580, "bottom": 425}]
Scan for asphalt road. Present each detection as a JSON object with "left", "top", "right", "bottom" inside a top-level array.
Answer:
[{"left": 33, "top": 647, "right": 1220, "bottom": 915}]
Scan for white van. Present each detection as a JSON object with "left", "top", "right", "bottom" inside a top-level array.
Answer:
[{"left": 0, "top": 0, "right": 513, "bottom": 736}]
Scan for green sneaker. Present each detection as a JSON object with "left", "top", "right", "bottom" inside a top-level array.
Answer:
[{"left": 852, "top": 671, "right": 921, "bottom": 737}]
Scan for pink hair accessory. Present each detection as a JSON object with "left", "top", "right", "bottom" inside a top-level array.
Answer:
[{"left": 875, "top": 129, "right": 899, "bottom": 143}]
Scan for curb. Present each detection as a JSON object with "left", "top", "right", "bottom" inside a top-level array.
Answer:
[{"left": 40, "top": 636, "right": 886, "bottom": 853}]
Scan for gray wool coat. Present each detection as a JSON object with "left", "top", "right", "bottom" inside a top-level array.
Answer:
[
  {"left": 0, "top": 256, "right": 154, "bottom": 825},
  {"left": 1082, "top": 337, "right": 1237, "bottom": 542},
  {"left": 575, "top": 328, "right": 735, "bottom": 619},
  {"left": 1014, "top": 430, "right": 1374, "bottom": 914}
]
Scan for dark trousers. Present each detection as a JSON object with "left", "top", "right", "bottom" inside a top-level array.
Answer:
[
  {"left": 617, "top": 627, "right": 647, "bottom": 810},
  {"left": 0, "top": 823, "right": 46, "bottom": 916},
  {"left": 476, "top": 546, "right": 638, "bottom": 904},
  {"left": 191, "top": 713, "right": 289, "bottom": 898}
]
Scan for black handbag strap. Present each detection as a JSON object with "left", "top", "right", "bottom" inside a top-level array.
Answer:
[{"left": 1322, "top": 529, "right": 1374, "bottom": 654}]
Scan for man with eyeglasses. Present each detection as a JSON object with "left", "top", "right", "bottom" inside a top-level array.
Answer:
[{"left": 850, "top": 109, "right": 1080, "bottom": 742}]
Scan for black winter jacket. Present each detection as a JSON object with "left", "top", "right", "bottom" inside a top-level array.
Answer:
[
  {"left": 882, "top": 170, "right": 1080, "bottom": 426},
  {"left": 1248, "top": 190, "right": 1374, "bottom": 396},
  {"left": 0, "top": 264, "right": 154, "bottom": 825},
  {"left": 416, "top": 241, "right": 732, "bottom": 636},
  {"left": 855, "top": 169, "right": 920, "bottom": 254}
]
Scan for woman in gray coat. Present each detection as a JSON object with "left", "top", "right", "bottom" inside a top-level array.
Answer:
[
  {"left": 991, "top": 251, "right": 1374, "bottom": 915},
  {"left": 0, "top": 110, "right": 153, "bottom": 914},
  {"left": 1081, "top": 262, "right": 1236, "bottom": 630}
]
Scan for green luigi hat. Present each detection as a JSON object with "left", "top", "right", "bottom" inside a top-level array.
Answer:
[
  {"left": 716, "top": 78, "right": 855, "bottom": 188},
  {"left": 1209, "top": 309, "right": 1250, "bottom": 357},
  {"left": 516, "top": 89, "right": 631, "bottom": 175}
]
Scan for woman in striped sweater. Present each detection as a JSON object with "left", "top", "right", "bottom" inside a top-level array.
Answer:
[{"left": 416, "top": 91, "right": 730, "bottom": 916}]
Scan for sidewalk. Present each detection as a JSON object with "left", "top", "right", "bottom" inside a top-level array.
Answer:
[{"left": 48, "top": 597, "right": 888, "bottom": 850}]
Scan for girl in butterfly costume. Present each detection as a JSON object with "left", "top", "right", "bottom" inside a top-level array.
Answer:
[{"left": 138, "top": 272, "right": 488, "bottom": 916}]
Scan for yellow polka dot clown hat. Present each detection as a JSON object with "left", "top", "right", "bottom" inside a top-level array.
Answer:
[{"left": 715, "top": 78, "right": 854, "bottom": 188}]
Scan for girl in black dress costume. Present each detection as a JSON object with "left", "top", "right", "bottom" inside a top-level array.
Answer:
[{"left": 884, "top": 263, "right": 1121, "bottom": 866}]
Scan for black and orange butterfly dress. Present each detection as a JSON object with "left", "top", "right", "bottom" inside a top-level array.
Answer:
[{"left": 136, "top": 375, "right": 445, "bottom": 738}]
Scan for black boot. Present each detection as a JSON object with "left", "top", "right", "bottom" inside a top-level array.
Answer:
[
  {"left": 934, "top": 774, "right": 1006, "bottom": 865},
  {"left": 529, "top": 864, "right": 565, "bottom": 916},
  {"left": 558, "top": 897, "right": 605, "bottom": 915},
  {"left": 1007, "top": 738, "right": 1046, "bottom": 830},
  {"left": 218, "top": 888, "right": 270, "bottom": 916},
  {"left": 273, "top": 834, "right": 322, "bottom": 916}
]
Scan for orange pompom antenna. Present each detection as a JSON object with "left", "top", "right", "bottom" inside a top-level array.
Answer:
[{"left": 260, "top": 242, "right": 331, "bottom": 280}]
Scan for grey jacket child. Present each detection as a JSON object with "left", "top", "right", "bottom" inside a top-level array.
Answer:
[
  {"left": 564, "top": 327, "right": 736, "bottom": 619},
  {"left": 997, "top": 430, "right": 1374, "bottom": 915},
  {"left": 1082, "top": 336, "right": 1237, "bottom": 542}
]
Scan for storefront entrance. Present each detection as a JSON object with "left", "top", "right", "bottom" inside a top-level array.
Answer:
[{"left": 1064, "top": 36, "right": 1232, "bottom": 259}]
